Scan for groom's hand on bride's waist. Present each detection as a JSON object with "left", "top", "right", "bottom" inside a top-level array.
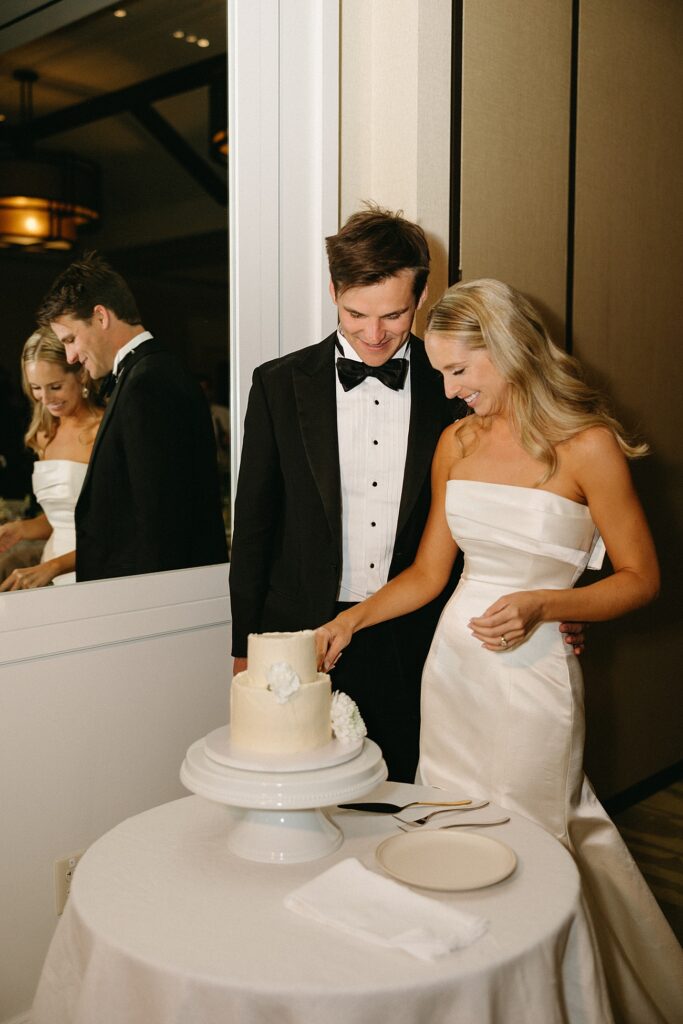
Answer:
[{"left": 560, "top": 622, "right": 586, "bottom": 656}]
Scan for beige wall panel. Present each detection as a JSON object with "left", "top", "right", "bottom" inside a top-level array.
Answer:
[
  {"left": 341, "top": 0, "right": 419, "bottom": 218},
  {"left": 573, "top": 0, "right": 683, "bottom": 793},
  {"left": 460, "top": 0, "right": 572, "bottom": 340},
  {"left": 340, "top": 0, "right": 452, "bottom": 335}
]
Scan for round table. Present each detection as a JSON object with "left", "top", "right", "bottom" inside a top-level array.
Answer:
[{"left": 32, "top": 781, "right": 608, "bottom": 1024}]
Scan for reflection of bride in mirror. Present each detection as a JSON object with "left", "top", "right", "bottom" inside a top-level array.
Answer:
[{"left": 0, "top": 328, "right": 103, "bottom": 590}]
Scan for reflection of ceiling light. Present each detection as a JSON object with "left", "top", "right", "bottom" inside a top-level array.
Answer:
[
  {"left": 173, "top": 31, "right": 209, "bottom": 47},
  {"left": 113, "top": 8, "right": 127, "bottom": 17},
  {"left": 0, "top": 157, "right": 100, "bottom": 251},
  {"left": 0, "top": 115, "right": 6, "bottom": 123},
  {"left": 211, "top": 129, "right": 227, "bottom": 163},
  {"left": 209, "top": 75, "right": 228, "bottom": 166},
  {"left": 0, "top": 72, "right": 100, "bottom": 252}
]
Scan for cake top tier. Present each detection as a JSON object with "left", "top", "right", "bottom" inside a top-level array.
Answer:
[{"left": 246, "top": 630, "right": 318, "bottom": 688}]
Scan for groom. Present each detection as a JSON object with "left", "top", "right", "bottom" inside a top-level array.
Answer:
[
  {"left": 37, "top": 252, "right": 228, "bottom": 582},
  {"left": 230, "top": 205, "right": 465, "bottom": 780}
]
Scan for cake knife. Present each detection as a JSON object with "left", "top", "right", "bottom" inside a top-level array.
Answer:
[{"left": 336, "top": 799, "right": 474, "bottom": 813}]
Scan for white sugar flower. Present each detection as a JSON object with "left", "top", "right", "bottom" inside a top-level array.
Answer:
[
  {"left": 331, "top": 691, "right": 367, "bottom": 745},
  {"left": 267, "top": 662, "right": 301, "bottom": 704}
]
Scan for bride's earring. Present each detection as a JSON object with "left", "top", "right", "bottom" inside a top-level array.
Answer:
[{"left": 81, "top": 385, "right": 89, "bottom": 398}]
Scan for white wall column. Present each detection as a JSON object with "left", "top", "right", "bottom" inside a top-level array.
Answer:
[{"left": 229, "top": 0, "right": 340, "bottom": 474}]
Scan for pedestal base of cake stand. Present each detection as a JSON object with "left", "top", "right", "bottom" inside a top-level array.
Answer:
[
  {"left": 180, "top": 734, "right": 387, "bottom": 863},
  {"left": 226, "top": 806, "right": 345, "bottom": 863}
]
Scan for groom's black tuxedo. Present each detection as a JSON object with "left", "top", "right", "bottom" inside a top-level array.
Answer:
[
  {"left": 230, "top": 332, "right": 464, "bottom": 779},
  {"left": 76, "top": 338, "right": 228, "bottom": 582}
]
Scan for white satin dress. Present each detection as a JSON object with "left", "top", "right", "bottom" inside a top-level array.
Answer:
[
  {"left": 32, "top": 460, "right": 88, "bottom": 586},
  {"left": 419, "top": 480, "right": 682, "bottom": 1024}
]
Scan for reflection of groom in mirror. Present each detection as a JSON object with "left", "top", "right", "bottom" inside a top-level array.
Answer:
[
  {"left": 229, "top": 205, "right": 465, "bottom": 781},
  {"left": 37, "top": 252, "right": 228, "bottom": 582}
]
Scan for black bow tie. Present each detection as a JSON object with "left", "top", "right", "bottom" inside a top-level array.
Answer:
[
  {"left": 98, "top": 372, "right": 116, "bottom": 399},
  {"left": 336, "top": 356, "right": 409, "bottom": 392},
  {"left": 97, "top": 351, "right": 135, "bottom": 399}
]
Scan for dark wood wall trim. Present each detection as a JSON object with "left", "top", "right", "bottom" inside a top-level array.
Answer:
[
  {"left": 565, "top": 0, "right": 580, "bottom": 353},
  {"left": 448, "top": 0, "right": 464, "bottom": 286},
  {"left": 604, "top": 759, "right": 683, "bottom": 815}
]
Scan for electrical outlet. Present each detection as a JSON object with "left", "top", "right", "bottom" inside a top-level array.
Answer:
[{"left": 54, "top": 850, "right": 84, "bottom": 915}]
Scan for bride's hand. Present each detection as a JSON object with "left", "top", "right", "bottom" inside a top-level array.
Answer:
[
  {"left": 468, "top": 591, "right": 545, "bottom": 652},
  {"left": 0, "top": 521, "right": 24, "bottom": 553},
  {"left": 315, "top": 617, "right": 353, "bottom": 672},
  {"left": 0, "top": 560, "right": 59, "bottom": 592}
]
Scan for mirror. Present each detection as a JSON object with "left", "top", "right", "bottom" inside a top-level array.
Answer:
[{"left": 0, "top": 0, "right": 230, "bottom": 588}]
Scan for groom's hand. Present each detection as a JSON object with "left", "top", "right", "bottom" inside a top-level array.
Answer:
[
  {"left": 232, "top": 657, "right": 247, "bottom": 676},
  {"left": 559, "top": 622, "right": 586, "bottom": 656}
]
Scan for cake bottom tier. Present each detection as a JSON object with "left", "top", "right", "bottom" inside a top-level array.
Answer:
[{"left": 230, "top": 672, "right": 332, "bottom": 755}]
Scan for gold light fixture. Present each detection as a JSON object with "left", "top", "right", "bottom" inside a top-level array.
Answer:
[
  {"left": 0, "top": 156, "right": 100, "bottom": 250},
  {"left": 209, "top": 73, "right": 227, "bottom": 165},
  {"left": 0, "top": 71, "right": 100, "bottom": 252}
]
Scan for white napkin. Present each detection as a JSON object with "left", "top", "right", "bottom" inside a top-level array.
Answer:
[{"left": 284, "top": 857, "right": 488, "bottom": 960}]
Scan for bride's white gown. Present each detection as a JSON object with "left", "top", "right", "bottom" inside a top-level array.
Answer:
[
  {"left": 32, "top": 460, "right": 88, "bottom": 586},
  {"left": 419, "top": 481, "right": 682, "bottom": 1024}
]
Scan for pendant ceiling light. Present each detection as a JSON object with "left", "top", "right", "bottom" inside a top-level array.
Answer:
[{"left": 0, "top": 70, "right": 100, "bottom": 252}]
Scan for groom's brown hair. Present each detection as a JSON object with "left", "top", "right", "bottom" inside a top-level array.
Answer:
[
  {"left": 37, "top": 251, "right": 141, "bottom": 327},
  {"left": 326, "top": 202, "right": 430, "bottom": 303}
]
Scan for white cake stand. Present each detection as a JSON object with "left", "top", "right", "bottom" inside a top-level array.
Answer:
[{"left": 180, "top": 729, "right": 387, "bottom": 864}]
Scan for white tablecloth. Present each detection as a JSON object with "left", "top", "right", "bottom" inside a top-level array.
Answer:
[{"left": 32, "top": 781, "right": 608, "bottom": 1024}]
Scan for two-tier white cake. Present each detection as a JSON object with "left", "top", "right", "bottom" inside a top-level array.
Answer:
[{"left": 230, "top": 630, "right": 336, "bottom": 755}]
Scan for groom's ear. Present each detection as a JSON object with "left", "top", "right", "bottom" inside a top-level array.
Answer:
[
  {"left": 92, "top": 304, "right": 111, "bottom": 330},
  {"left": 416, "top": 284, "right": 428, "bottom": 312}
]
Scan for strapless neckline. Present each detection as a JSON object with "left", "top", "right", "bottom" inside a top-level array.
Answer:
[
  {"left": 446, "top": 478, "right": 589, "bottom": 513},
  {"left": 36, "top": 459, "right": 89, "bottom": 467}
]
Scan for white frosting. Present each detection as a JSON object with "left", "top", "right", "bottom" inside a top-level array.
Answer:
[
  {"left": 230, "top": 630, "right": 332, "bottom": 754},
  {"left": 244, "top": 630, "right": 318, "bottom": 688}
]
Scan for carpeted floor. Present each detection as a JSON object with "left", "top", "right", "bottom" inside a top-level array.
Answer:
[{"left": 611, "top": 780, "right": 683, "bottom": 943}]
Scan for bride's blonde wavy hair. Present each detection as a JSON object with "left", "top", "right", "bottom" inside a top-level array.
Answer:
[
  {"left": 426, "top": 279, "right": 648, "bottom": 482},
  {"left": 21, "top": 327, "right": 99, "bottom": 455}
]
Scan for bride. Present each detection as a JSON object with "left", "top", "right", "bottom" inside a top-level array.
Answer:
[
  {"left": 0, "top": 327, "right": 103, "bottom": 590},
  {"left": 318, "top": 279, "right": 681, "bottom": 1023}
]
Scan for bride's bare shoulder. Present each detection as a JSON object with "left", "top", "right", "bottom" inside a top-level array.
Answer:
[
  {"left": 562, "top": 425, "right": 623, "bottom": 464},
  {"left": 433, "top": 417, "right": 478, "bottom": 475}
]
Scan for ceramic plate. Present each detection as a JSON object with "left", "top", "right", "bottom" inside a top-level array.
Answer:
[
  {"left": 203, "top": 726, "right": 364, "bottom": 773},
  {"left": 376, "top": 830, "right": 517, "bottom": 891}
]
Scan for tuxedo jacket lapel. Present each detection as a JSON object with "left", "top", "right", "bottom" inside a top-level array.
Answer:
[
  {"left": 293, "top": 335, "right": 342, "bottom": 555},
  {"left": 80, "top": 340, "right": 155, "bottom": 500},
  {"left": 395, "top": 336, "right": 443, "bottom": 540}
]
